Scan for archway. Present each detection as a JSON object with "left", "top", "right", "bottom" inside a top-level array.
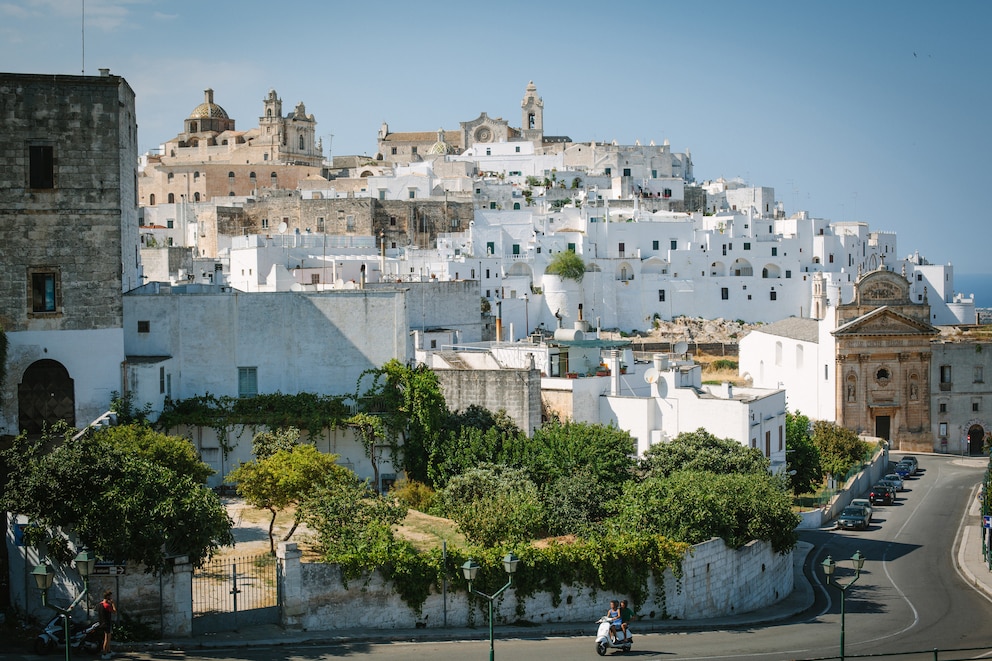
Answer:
[
  {"left": 18, "top": 359, "right": 76, "bottom": 435},
  {"left": 968, "top": 424, "right": 986, "bottom": 455}
]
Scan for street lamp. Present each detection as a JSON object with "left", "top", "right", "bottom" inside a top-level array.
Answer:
[
  {"left": 821, "top": 550, "right": 866, "bottom": 661},
  {"left": 462, "top": 553, "right": 520, "bottom": 661},
  {"left": 33, "top": 549, "right": 96, "bottom": 661},
  {"left": 522, "top": 293, "right": 529, "bottom": 338}
]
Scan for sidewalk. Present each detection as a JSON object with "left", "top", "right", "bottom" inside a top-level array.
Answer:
[{"left": 121, "top": 484, "right": 992, "bottom": 655}]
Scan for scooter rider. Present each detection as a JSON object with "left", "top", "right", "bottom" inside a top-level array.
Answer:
[
  {"left": 605, "top": 600, "right": 622, "bottom": 643},
  {"left": 619, "top": 599, "right": 635, "bottom": 639}
]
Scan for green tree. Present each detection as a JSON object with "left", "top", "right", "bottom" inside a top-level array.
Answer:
[
  {"left": 299, "top": 471, "right": 408, "bottom": 567},
  {"left": 640, "top": 428, "right": 769, "bottom": 478},
  {"left": 811, "top": 420, "right": 872, "bottom": 480},
  {"left": 93, "top": 424, "right": 214, "bottom": 484},
  {"left": 347, "top": 412, "right": 387, "bottom": 492},
  {"left": 611, "top": 470, "right": 799, "bottom": 553},
  {"left": 785, "top": 411, "right": 823, "bottom": 494},
  {"left": 226, "top": 444, "right": 349, "bottom": 555},
  {"left": 429, "top": 406, "right": 522, "bottom": 487},
  {"left": 545, "top": 250, "right": 585, "bottom": 282},
  {"left": 355, "top": 360, "right": 448, "bottom": 485},
  {"left": 439, "top": 463, "right": 544, "bottom": 546},
  {"left": 251, "top": 426, "right": 301, "bottom": 460},
  {"left": 1, "top": 424, "right": 233, "bottom": 571}
]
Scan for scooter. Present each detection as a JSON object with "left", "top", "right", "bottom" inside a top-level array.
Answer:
[
  {"left": 34, "top": 613, "right": 102, "bottom": 656},
  {"left": 594, "top": 615, "right": 633, "bottom": 655}
]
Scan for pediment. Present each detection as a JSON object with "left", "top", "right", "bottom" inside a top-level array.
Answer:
[{"left": 832, "top": 306, "right": 937, "bottom": 337}]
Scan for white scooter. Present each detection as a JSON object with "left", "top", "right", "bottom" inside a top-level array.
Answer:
[{"left": 594, "top": 615, "right": 632, "bottom": 655}]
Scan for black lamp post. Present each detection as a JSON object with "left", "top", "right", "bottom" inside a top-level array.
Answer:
[
  {"left": 32, "top": 549, "right": 96, "bottom": 661},
  {"left": 461, "top": 553, "right": 520, "bottom": 661},
  {"left": 821, "top": 550, "right": 866, "bottom": 661}
]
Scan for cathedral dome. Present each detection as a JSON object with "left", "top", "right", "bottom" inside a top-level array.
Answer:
[{"left": 189, "top": 89, "right": 229, "bottom": 120}]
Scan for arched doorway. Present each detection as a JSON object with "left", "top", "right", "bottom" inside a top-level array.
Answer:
[
  {"left": 17, "top": 359, "right": 75, "bottom": 435},
  {"left": 968, "top": 424, "right": 986, "bottom": 456}
]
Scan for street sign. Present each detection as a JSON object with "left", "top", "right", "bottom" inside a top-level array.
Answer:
[
  {"left": 93, "top": 563, "right": 127, "bottom": 575},
  {"left": 983, "top": 515, "right": 992, "bottom": 529}
]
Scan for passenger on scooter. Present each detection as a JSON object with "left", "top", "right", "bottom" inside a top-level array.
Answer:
[
  {"left": 605, "top": 600, "right": 622, "bottom": 643},
  {"left": 619, "top": 599, "right": 635, "bottom": 639}
]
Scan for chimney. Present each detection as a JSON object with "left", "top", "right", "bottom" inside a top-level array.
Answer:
[
  {"left": 99, "top": 68, "right": 110, "bottom": 77},
  {"left": 205, "top": 88, "right": 214, "bottom": 104}
]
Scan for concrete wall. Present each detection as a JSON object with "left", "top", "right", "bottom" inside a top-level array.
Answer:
[{"left": 435, "top": 368, "right": 543, "bottom": 436}]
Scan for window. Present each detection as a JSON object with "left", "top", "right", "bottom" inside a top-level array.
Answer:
[
  {"left": 411, "top": 146, "right": 417, "bottom": 155},
  {"left": 568, "top": 243, "right": 576, "bottom": 252},
  {"left": 299, "top": 135, "right": 304, "bottom": 150},
  {"left": 772, "top": 247, "right": 777, "bottom": 256},
  {"left": 652, "top": 240, "right": 659, "bottom": 250},
  {"left": 975, "top": 366, "right": 984, "bottom": 383},
  {"left": 658, "top": 289, "right": 666, "bottom": 302},
  {"left": 486, "top": 148, "right": 491, "bottom": 156},
  {"left": 618, "top": 242, "right": 625, "bottom": 257},
  {"left": 228, "top": 171, "right": 235, "bottom": 183},
  {"left": 622, "top": 168, "right": 631, "bottom": 177},
  {"left": 785, "top": 270, "right": 792, "bottom": 279},
  {"left": 515, "top": 146, "right": 520, "bottom": 153},
  {"left": 166, "top": 219, "right": 174, "bottom": 229},
  {"left": 167, "top": 172, "right": 174, "bottom": 182},
  {"left": 270, "top": 172, "right": 278, "bottom": 185},
  {"left": 486, "top": 242, "right": 495, "bottom": 255},
  {"left": 193, "top": 192, "right": 200, "bottom": 202},
  {"left": 193, "top": 171, "right": 200, "bottom": 182},
  {"left": 940, "top": 365, "right": 952, "bottom": 385},
  {"left": 939, "top": 422, "right": 948, "bottom": 437},
  {"left": 671, "top": 240, "right": 678, "bottom": 250},
  {"left": 261, "top": 218, "right": 269, "bottom": 229},
  {"left": 409, "top": 190, "right": 416, "bottom": 199},
  {"left": 168, "top": 193, "right": 175, "bottom": 204},
  {"left": 744, "top": 242, "right": 751, "bottom": 250},
  {"left": 604, "top": 167, "right": 611, "bottom": 176},
  {"left": 391, "top": 147, "right": 397, "bottom": 155},
  {"left": 311, "top": 274, "right": 320, "bottom": 285},
  {"left": 250, "top": 172, "right": 256, "bottom": 183},
  {"left": 778, "top": 426, "right": 784, "bottom": 451},
  {"left": 159, "top": 367, "right": 166, "bottom": 394},
  {"left": 765, "top": 431, "right": 771, "bottom": 456},
  {"left": 973, "top": 400, "right": 981, "bottom": 412},
  {"left": 317, "top": 217, "right": 325, "bottom": 232},
  {"left": 721, "top": 287, "right": 729, "bottom": 300},
  {"left": 346, "top": 215, "right": 355, "bottom": 231},
  {"left": 770, "top": 290, "right": 777, "bottom": 301},
  {"left": 512, "top": 244, "right": 520, "bottom": 255},
  {"left": 149, "top": 194, "right": 156, "bottom": 205},
  {"left": 137, "top": 320, "right": 150, "bottom": 333},
  {"left": 238, "top": 367, "right": 258, "bottom": 398},
  {"left": 490, "top": 202, "right": 496, "bottom": 209},
  {"left": 775, "top": 341, "right": 783, "bottom": 366},
  {"left": 29, "top": 269, "right": 59, "bottom": 313},
  {"left": 652, "top": 169, "right": 657, "bottom": 178},
  {"left": 939, "top": 402, "right": 947, "bottom": 413}
]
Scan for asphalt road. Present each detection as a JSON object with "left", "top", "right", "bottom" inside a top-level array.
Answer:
[{"left": 6, "top": 454, "right": 991, "bottom": 660}]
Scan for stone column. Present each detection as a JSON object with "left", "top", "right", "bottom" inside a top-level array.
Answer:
[
  {"left": 277, "top": 542, "right": 304, "bottom": 628},
  {"left": 161, "top": 555, "right": 192, "bottom": 638}
]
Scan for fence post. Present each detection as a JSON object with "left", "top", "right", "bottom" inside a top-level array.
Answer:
[
  {"left": 277, "top": 542, "right": 304, "bottom": 628},
  {"left": 162, "top": 555, "right": 193, "bottom": 638}
]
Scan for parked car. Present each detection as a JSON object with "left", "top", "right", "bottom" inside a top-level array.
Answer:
[
  {"left": 871, "top": 484, "right": 897, "bottom": 504},
  {"left": 837, "top": 505, "right": 871, "bottom": 530},
  {"left": 893, "top": 463, "right": 913, "bottom": 479},
  {"left": 851, "top": 498, "right": 874, "bottom": 523},
  {"left": 883, "top": 473, "right": 905, "bottom": 491},
  {"left": 901, "top": 455, "right": 919, "bottom": 470},
  {"left": 896, "top": 459, "right": 917, "bottom": 476}
]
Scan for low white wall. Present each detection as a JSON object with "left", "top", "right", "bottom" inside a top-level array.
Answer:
[{"left": 280, "top": 537, "right": 793, "bottom": 631}]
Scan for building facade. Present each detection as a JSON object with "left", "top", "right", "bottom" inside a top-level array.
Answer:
[{"left": 0, "top": 71, "right": 139, "bottom": 436}]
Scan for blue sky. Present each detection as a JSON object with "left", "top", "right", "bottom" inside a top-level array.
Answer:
[{"left": 2, "top": 0, "right": 989, "bottom": 274}]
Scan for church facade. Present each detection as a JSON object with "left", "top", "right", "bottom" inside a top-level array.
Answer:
[{"left": 833, "top": 268, "right": 938, "bottom": 451}]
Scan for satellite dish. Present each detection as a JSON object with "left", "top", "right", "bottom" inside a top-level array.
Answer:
[
  {"left": 278, "top": 221, "right": 288, "bottom": 234},
  {"left": 643, "top": 368, "right": 658, "bottom": 384},
  {"left": 674, "top": 340, "right": 688, "bottom": 355}
]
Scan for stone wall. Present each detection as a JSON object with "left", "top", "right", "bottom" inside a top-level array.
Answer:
[{"left": 276, "top": 537, "right": 793, "bottom": 631}]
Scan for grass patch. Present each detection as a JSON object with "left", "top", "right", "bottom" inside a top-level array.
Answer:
[{"left": 393, "top": 509, "right": 468, "bottom": 552}]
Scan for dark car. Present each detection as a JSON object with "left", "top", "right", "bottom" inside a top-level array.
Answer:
[
  {"left": 869, "top": 485, "right": 894, "bottom": 505},
  {"left": 894, "top": 463, "right": 912, "bottom": 479},
  {"left": 897, "top": 459, "right": 917, "bottom": 476},
  {"left": 899, "top": 456, "right": 919, "bottom": 474},
  {"left": 837, "top": 505, "right": 871, "bottom": 530}
]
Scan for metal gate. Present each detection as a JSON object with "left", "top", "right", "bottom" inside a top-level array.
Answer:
[{"left": 192, "top": 553, "right": 280, "bottom": 634}]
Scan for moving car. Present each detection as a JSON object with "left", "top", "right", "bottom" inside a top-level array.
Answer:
[{"left": 837, "top": 505, "right": 871, "bottom": 530}]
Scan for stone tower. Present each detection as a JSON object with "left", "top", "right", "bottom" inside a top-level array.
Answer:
[{"left": 520, "top": 81, "right": 544, "bottom": 146}]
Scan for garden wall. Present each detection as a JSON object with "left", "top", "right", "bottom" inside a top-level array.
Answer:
[{"left": 277, "top": 537, "right": 793, "bottom": 631}]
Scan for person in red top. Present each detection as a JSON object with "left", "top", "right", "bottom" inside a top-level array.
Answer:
[{"left": 98, "top": 590, "right": 116, "bottom": 659}]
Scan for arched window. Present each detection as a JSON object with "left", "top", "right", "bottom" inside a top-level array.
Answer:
[
  {"left": 266, "top": 109, "right": 272, "bottom": 117},
  {"left": 193, "top": 192, "right": 200, "bottom": 202},
  {"left": 228, "top": 171, "right": 235, "bottom": 183},
  {"left": 168, "top": 193, "right": 175, "bottom": 204},
  {"left": 270, "top": 172, "right": 278, "bottom": 186},
  {"left": 299, "top": 135, "right": 304, "bottom": 150},
  {"left": 167, "top": 172, "right": 174, "bottom": 182},
  {"left": 775, "top": 341, "right": 783, "bottom": 366},
  {"left": 149, "top": 194, "right": 156, "bottom": 206},
  {"left": 193, "top": 171, "right": 200, "bottom": 182},
  {"left": 249, "top": 172, "right": 256, "bottom": 182},
  {"left": 513, "top": 202, "right": 520, "bottom": 210}
]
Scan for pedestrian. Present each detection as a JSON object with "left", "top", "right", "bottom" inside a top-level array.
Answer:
[{"left": 99, "top": 590, "right": 116, "bottom": 659}]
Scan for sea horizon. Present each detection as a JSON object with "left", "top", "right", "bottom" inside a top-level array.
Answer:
[{"left": 955, "top": 273, "right": 992, "bottom": 309}]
